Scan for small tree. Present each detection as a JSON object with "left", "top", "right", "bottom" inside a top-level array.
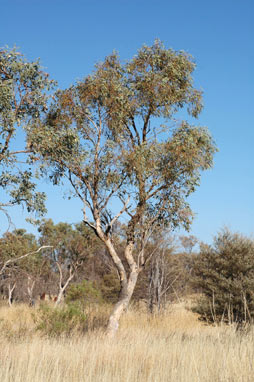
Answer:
[
  {"left": 192, "top": 230, "right": 254, "bottom": 324},
  {"left": 148, "top": 243, "right": 187, "bottom": 312},
  {"left": 0, "top": 47, "right": 55, "bottom": 224},
  {"left": 38, "top": 220, "right": 89, "bottom": 304},
  {"left": 0, "top": 229, "right": 51, "bottom": 305},
  {"left": 30, "top": 40, "right": 216, "bottom": 336},
  {"left": 179, "top": 235, "right": 198, "bottom": 254}
]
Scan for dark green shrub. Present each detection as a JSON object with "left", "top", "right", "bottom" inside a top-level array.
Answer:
[
  {"left": 35, "top": 302, "right": 87, "bottom": 337},
  {"left": 192, "top": 230, "right": 254, "bottom": 324}
]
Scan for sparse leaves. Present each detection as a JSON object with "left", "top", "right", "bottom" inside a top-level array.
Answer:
[{"left": 0, "top": 46, "right": 55, "bottom": 220}]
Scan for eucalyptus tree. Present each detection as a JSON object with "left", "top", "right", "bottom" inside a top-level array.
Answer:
[
  {"left": 0, "top": 229, "right": 50, "bottom": 305},
  {"left": 38, "top": 219, "right": 89, "bottom": 304},
  {"left": 0, "top": 47, "right": 55, "bottom": 225},
  {"left": 30, "top": 40, "right": 217, "bottom": 336}
]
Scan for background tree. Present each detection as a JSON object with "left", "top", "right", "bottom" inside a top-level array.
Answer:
[
  {"left": 147, "top": 233, "right": 185, "bottom": 313},
  {"left": 38, "top": 220, "right": 91, "bottom": 304},
  {"left": 0, "top": 46, "right": 55, "bottom": 225},
  {"left": 132, "top": 230, "right": 193, "bottom": 311},
  {"left": 0, "top": 229, "right": 49, "bottom": 305},
  {"left": 179, "top": 235, "right": 198, "bottom": 254},
  {"left": 192, "top": 229, "right": 254, "bottom": 324},
  {"left": 30, "top": 40, "right": 216, "bottom": 336}
]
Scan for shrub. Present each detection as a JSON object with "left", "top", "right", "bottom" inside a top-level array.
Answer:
[
  {"left": 35, "top": 302, "right": 87, "bottom": 337},
  {"left": 192, "top": 230, "right": 254, "bottom": 324}
]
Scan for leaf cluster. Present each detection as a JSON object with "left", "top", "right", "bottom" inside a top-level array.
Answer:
[{"left": 0, "top": 46, "right": 55, "bottom": 218}]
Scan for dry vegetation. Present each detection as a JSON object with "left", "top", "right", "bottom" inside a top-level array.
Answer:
[{"left": 0, "top": 300, "right": 253, "bottom": 382}]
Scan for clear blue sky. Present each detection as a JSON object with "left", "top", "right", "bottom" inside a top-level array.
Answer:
[{"left": 1, "top": 0, "right": 253, "bottom": 244}]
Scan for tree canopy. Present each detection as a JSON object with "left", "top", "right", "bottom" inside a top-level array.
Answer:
[
  {"left": 0, "top": 46, "right": 55, "bottom": 224},
  {"left": 31, "top": 41, "right": 216, "bottom": 229}
]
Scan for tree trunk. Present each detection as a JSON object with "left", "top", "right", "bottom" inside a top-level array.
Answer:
[
  {"left": 106, "top": 269, "right": 138, "bottom": 337},
  {"left": 55, "top": 262, "right": 74, "bottom": 306},
  {"left": 8, "top": 283, "right": 16, "bottom": 307},
  {"left": 27, "top": 277, "right": 35, "bottom": 307},
  {"left": 55, "top": 276, "right": 74, "bottom": 305},
  {"left": 93, "top": 219, "right": 139, "bottom": 337},
  {"left": 55, "top": 287, "right": 65, "bottom": 305}
]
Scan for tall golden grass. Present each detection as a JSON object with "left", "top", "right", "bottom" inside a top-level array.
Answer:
[{"left": 0, "top": 300, "right": 253, "bottom": 381}]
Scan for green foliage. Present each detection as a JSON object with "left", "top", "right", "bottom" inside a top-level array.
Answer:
[
  {"left": 29, "top": 40, "right": 217, "bottom": 234},
  {"left": 39, "top": 220, "right": 80, "bottom": 263},
  {"left": 35, "top": 302, "right": 87, "bottom": 337},
  {"left": 0, "top": 46, "right": 55, "bottom": 219},
  {"left": 38, "top": 219, "right": 100, "bottom": 277},
  {"left": 66, "top": 280, "right": 103, "bottom": 306},
  {"left": 0, "top": 229, "right": 47, "bottom": 303},
  {"left": 192, "top": 230, "right": 254, "bottom": 324},
  {"left": 0, "top": 229, "right": 39, "bottom": 270}
]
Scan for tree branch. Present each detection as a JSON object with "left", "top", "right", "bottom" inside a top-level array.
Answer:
[
  {"left": 99, "top": 175, "right": 127, "bottom": 212},
  {"left": 142, "top": 107, "right": 152, "bottom": 143},
  {"left": 0, "top": 246, "right": 53, "bottom": 276},
  {"left": 105, "top": 196, "right": 130, "bottom": 236},
  {"left": 9, "top": 149, "right": 31, "bottom": 156},
  {"left": 130, "top": 117, "right": 141, "bottom": 145}
]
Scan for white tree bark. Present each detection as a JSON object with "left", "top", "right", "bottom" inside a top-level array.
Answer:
[
  {"left": 8, "top": 282, "right": 16, "bottom": 307},
  {"left": 55, "top": 263, "right": 74, "bottom": 305},
  {"left": 106, "top": 269, "right": 139, "bottom": 337}
]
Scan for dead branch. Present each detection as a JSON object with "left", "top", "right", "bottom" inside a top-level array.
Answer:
[{"left": 0, "top": 246, "right": 53, "bottom": 276}]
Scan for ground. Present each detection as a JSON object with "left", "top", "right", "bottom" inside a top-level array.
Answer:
[{"left": 0, "top": 299, "right": 253, "bottom": 381}]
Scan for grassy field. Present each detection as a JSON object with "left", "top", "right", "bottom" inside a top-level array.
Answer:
[{"left": 0, "top": 300, "right": 253, "bottom": 381}]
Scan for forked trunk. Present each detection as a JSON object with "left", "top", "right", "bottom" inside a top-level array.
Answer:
[
  {"left": 106, "top": 270, "right": 138, "bottom": 337},
  {"left": 55, "top": 262, "right": 74, "bottom": 306}
]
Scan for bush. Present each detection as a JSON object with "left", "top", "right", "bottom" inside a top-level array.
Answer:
[
  {"left": 65, "top": 280, "right": 103, "bottom": 307},
  {"left": 35, "top": 302, "right": 87, "bottom": 337},
  {"left": 192, "top": 230, "right": 254, "bottom": 324}
]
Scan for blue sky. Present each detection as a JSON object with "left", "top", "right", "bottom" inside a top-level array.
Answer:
[{"left": 1, "top": 0, "right": 253, "bottom": 244}]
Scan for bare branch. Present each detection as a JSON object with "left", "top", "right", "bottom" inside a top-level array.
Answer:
[
  {"left": 142, "top": 107, "right": 152, "bottom": 143},
  {"left": 84, "top": 112, "right": 100, "bottom": 134},
  {"left": 0, "top": 206, "right": 15, "bottom": 232},
  {"left": 99, "top": 175, "right": 127, "bottom": 212},
  {"left": 142, "top": 236, "right": 167, "bottom": 269},
  {"left": 118, "top": 195, "right": 133, "bottom": 218},
  {"left": 130, "top": 117, "right": 141, "bottom": 145},
  {"left": 124, "top": 122, "right": 135, "bottom": 147},
  {"left": 0, "top": 128, "right": 15, "bottom": 158},
  {"left": 82, "top": 206, "right": 97, "bottom": 232},
  {"left": 8, "top": 149, "right": 31, "bottom": 156},
  {"left": 68, "top": 170, "right": 83, "bottom": 202},
  {"left": 0, "top": 246, "right": 53, "bottom": 276},
  {"left": 105, "top": 196, "right": 130, "bottom": 236}
]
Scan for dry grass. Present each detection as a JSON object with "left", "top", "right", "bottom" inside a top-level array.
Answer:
[{"left": 0, "top": 300, "right": 253, "bottom": 381}]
